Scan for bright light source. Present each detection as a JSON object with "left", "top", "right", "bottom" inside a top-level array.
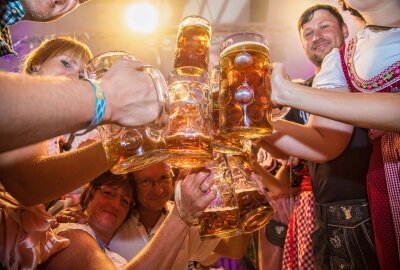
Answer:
[{"left": 125, "top": 2, "right": 158, "bottom": 33}]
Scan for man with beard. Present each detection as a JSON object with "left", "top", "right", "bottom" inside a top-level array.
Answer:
[{"left": 258, "top": 4, "right": 379, "bottom": 269}]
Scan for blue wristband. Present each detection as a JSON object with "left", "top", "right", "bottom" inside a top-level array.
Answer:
[{"left": 75, "top": 79, "right": 106, "bottom": 136}]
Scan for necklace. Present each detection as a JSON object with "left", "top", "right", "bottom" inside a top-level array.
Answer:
[{"left": 138, "top": 218, "right": 153, "bottom": 236}]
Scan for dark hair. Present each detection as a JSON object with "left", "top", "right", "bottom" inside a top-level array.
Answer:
[
  {"left": 337, "top": 0, "right": 365, "bottom": 22},
  {"left": 80, "top": 171, "right": 136, "bottom": 219},
  {"left": 298, "top": 4, "right": 345, "bottom": 33}
]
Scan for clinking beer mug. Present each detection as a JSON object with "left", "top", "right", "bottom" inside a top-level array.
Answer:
[
  {"left": 227, "top": 154, "right": 274, "bottom": 233},
  {"left": 85, "top": 51, "right": 169, "bottom": 174},
  {"left": 165, "top": 67, "right": 213, "bottom": 168},
  {"left": 174, "top": 15, "right": 211, "bottom": 71},
  {"left": 198, "top": 154, "right": 241, "bottom": 239},
  {"left": 218, "top": 33, "right": 289, "bottom": 139},
  {"left": 210, "top": 66, "right": 245, "bottom": 155}
]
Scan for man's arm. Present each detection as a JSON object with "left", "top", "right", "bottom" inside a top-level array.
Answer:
[
  {"left": 271, "top": 63, "right": 400, "bottom": 132},
  {"left": 0, "top": 59, "right": 162, "bottom": 152},
  {"left": 0, "top": 140, "right": 108, "bottom": 206}
]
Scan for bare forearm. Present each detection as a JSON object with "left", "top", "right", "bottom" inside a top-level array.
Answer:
[
  {"left": 276, "top": 80, "right": 400, "bottom": 132},
  {"left": 0, "top": 72, "right": 96, "bottom": 152},
  {"left": 261, "top": 118, "right": 353, "bottom": 163},
  {"left": 1, "top": 141, "right": 108, "bottom": 206},
  {"left": 125, "top": 207, "right": 190, "bottom": 270}
]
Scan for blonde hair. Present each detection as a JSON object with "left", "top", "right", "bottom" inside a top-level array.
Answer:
[{"left": 20, "top": 37, "right": 93, "bottom": 74}]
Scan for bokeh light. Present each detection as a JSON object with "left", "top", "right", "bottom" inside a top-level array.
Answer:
[{"left": 125, "top": 2, "right": 158, "bottom": 33}]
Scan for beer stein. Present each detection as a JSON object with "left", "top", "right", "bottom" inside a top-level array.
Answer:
[
  {"left": 227, "top": 154, "right": 274, "bottom": 233},
  {"left": 174, "top": 15, "right": 211, "bottom": 71},
  {"left": 85, "top": 51, "right": 169, "bottom": 174},
  {"left": 218, "top": 33, "right": 289, "bottom": 139},
  {"left": 165, "top": 67, "right": 213, "bottom": 168},
  {"left": 210, "top": 66, "right": 244, "bottom": 155},
  {"left": 198, "top": 154, "right": 241, "bottom": 239}
]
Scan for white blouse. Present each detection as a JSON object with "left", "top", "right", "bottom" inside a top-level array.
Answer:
[{"left": 313, "top": 27, "right": 400, "bottom": 91}]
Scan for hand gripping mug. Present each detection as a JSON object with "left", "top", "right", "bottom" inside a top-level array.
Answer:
[
  {"left": 218, "top": 33, "right": 290, "bottom": 139},
  {"left": 85, "top": 51, "right": 169, "bottom": 174},
  {"left": 198, "top": 153, "right": 241, "bottom": 239}
]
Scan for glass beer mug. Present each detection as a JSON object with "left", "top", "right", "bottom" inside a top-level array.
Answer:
[
  {"left": 198, "top": 154, "right": 241, "bottom": 239},
  {"left": 85, "top": 51, "right": 169, "bottom": 174},
  {"left": 174, "top": 15, "right": 211, "bottom": 71},
  {"left": 210, "top": 66, "right": 245, "bottom": 155},
  {"left": 218, "top": 33, "right": 289, "bottom": 139},
  {"left": 165, "top": 67, "right": 213, "bottom": 168},
  {"left": 227, "top": 154, "right": 274, "bottom": 233}
]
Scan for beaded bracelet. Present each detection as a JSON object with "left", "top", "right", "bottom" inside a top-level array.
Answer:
[{"left": 75, "top": 79, "right": 106, "bottom": 136}]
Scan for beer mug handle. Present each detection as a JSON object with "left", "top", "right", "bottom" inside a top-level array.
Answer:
[
  {"left": 210, "top": 65, "right": 221, "bottom": 92},
  {"left": 139, "top": 65, "right": 169, "bottom": 127},
  {"left": 271, "top": 106, "right": 290, "bottom": 122}
]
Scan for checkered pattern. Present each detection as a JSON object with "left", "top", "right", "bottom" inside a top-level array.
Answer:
[
  {"left": 369, "top": 130, "right": 400, "bottom": 262},
  {"left": 0, "top": 0, "right": 24, "bottom": 57},
  {"left": 339, "top": 38, "right": 400, "bottom": 269},
  {"left": 282, "top": 191, "right": 315, "bottom": 270}
]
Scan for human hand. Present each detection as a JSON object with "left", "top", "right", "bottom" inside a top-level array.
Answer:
[
  {"left": 55, "top": 206, "right": 87, "bottom": 224},
  {"left": 101, "top": 59, "right": 164, "bottom": 127},
  {"left": 174, "top": 168, "right": 217, "bottom": 223},
  {"left": 270, "top": 62, "right": 291, "bottom": 106}
]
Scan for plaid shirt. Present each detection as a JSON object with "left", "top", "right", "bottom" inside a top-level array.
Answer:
[{"left": 1, "top": 0, "right": 24, "bottom": 57}]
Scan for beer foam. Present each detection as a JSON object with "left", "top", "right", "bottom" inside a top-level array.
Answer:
[
  {"left": 220, "top": 41, "right": 269, "bottom": 56},
  {"left": 235, "top": 187, "right": 260, "bottom": 194},
  {"left": 204, "top": 207, "right": 239, "bottom": 212}
]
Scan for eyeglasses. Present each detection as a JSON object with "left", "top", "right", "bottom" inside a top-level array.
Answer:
[
  {"left": 137, "top": 175, "right": 173, "bottom": 187},
  {"left": 96, "top": 185, "right": 133, "bottom": 208}
]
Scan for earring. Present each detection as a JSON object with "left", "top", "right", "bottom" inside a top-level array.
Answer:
[{"left": 31, "top": 65, "right": 39, "bottom": 72}]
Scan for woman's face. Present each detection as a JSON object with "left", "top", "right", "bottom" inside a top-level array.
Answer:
[
  {"left": 345, "top": 0, "right": 391, "bottom": 12},
  {"left": 85, "top": 182, "right": 133, "bottom": 235},
  {"left": 35, "top": 50, "right": 85, "bottom": 79}
]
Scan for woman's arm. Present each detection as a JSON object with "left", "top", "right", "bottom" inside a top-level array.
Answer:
[
  {"left": 260, "top": 116, "right": 353, "bottom": 163},
  {"left": 271, "top": 63, "right": 400, "bottom": 132}
]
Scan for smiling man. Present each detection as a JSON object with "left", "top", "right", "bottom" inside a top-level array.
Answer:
[{"left": 259, "top": 4, "right": 379, "bottom": 269}]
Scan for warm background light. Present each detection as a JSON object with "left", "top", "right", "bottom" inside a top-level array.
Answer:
[{"left": 125, "top": 2, "right": 158, "bottom": 33}]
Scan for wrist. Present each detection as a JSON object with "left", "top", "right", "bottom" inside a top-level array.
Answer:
[
  {"left": 170, "top": 206, "right": 191, "bottom": 227},
  {"left": 99, "top": 78, "right": 112, "bottom": 123}
]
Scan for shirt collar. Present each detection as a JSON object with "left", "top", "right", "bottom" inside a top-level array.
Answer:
[{"left": 1, "top": 0, "right": 25, "bottom": 28}]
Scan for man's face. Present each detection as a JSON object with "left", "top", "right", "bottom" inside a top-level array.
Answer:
[
  {"left": 131, "top": 163, "right": 174, "bottom": 213},
  {"left": 300, "top": 9, "right": 348, "bottom": 68},
  {"left": 20, "top": 0, "right": 80, "bottom": 22}
]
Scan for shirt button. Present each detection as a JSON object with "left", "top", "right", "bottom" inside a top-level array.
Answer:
[{"left": 11, "top": 8, "right": 18, "bottom": 15}]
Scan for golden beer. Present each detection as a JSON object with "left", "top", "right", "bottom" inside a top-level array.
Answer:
[
  {"left": 212, "top": 91, "right": 245, "bottom": 154},
  {"left": 102, "top": 126, "right": 169, "bottom": 174},
  {"left": 199, "top": 207, "right": 241, "bottom": 239},
  {"left": 174, "top": 16, "right": 211, "bottom": 71},
  {"left": 236, "top": 188, "right": 274, "bottom": 233},
  {"left": 219, "top": 33, "right": 273, "bottom": 139},
  {"left": 165, "top": 68, "right": 213, "bottom": 168}
]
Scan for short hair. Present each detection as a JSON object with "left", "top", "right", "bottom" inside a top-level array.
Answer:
[
  {"left": 337, "top": 0, "right": 365, "bottom": 22},
  {"left": 80, "top": 171, "right": 136, "bottom": 219},
  {"left": 20, "top": 37, "right": 93, "bottom": 74},
  {"left": 298, "top": 4, "right": 345, "bottom": 33}
]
